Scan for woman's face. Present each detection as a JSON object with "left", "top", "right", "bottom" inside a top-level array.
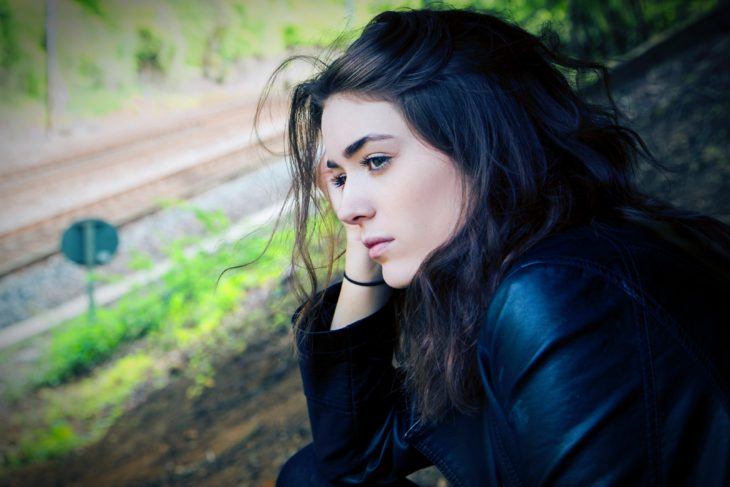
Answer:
[{"left": 320, "top": 94, "right": 464, "bottom": 288}]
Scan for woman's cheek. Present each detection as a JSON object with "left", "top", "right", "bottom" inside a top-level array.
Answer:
[
  {"left": 315, "top": 170, "right": 338, "bottom": 212},
  {"left": 328, "top": 191, "right": 343, "bottom": 218}
]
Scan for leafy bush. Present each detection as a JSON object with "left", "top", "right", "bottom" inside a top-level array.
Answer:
[
  {"left": 135, "top": 27, "right": 168, "bottom": 76},
  {"left": 72, "top": 0, "right": 104, "bottom": 17},
  {"left": 0, "top": 0, "right": 20, "bottom": 72},
  {"left": 283, "top": 24, "right": 301, "bottom": 50}
]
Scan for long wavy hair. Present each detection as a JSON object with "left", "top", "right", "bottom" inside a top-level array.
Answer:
[{"left": 256, "top": 8, "right": 730, "bottom": 421}]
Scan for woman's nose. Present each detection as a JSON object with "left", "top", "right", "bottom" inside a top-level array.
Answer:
[{"left": 336, "top": 182, "right": 375, "bottom": 225}]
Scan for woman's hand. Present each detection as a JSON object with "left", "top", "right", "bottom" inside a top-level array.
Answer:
[
  {"left": 330, "top": 221, "right": 391, "bottom": 330},
  {"left": 342, "top": 221, "right": 383, "bottom": 283},
  {"left": 317, "top": 162, "right": 391, "bottom": 329}
]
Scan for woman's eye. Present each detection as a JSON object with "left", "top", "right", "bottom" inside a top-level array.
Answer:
[
  {"left": 362, "top": 155, "right": 391, "bottom": 171},
  {"left": 331, "top": 174, "right": 346, "bottom": 188}
]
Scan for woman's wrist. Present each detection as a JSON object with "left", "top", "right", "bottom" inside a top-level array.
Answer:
[
  {"left": 332, "top": 248, "right": 390, "bottom": 330},
  {"left": 343, "top": 272, "right": 386, "bottom": 287},
  {"left": 329, "top": 236, "right": 390, "bottom": 330},
  {"left": 331, "top": 279, "right": 391, "bottom": 330}
]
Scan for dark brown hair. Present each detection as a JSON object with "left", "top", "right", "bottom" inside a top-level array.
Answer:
[{"left": 256, "top": 8, "right": 730, "bottom": 421}]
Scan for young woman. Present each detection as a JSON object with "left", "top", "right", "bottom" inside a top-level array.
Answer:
[{"left": 266, "top": 8, "right": 730, "bottom": 486}]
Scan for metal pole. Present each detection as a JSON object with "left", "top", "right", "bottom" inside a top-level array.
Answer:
[
  {"left": 44, "top": 0, "right": 57, "bottom": 136},
  {"left": 83, "top": 221, "right": 96, "bottom": 322}
]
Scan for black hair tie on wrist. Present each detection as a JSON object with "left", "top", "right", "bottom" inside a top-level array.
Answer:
[{"left": 343, "top": 272, "right": 386, "bottom": 287}]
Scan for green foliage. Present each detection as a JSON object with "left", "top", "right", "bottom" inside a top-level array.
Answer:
[
  {"left": 14, "top": 353, "right": 159, "bottom": 465},
  {"left": 0, "top": 0, "right": 19, "bottom": 71},
  {"left": 21, "top": 67, "right": 42, "bottom": 98},
  {"left": 3, "top": 205, "right": 300, "bottom": 468},
  {"left": 186, "top": 347, "right": 216, "bottom": 398},
  {"left": 283, "top": 24, "right": 301, "bottom": 50},
  {"left": 16, "top": 420, "right": 81, "bottom": 464},
  {"left": 0, "top": 0, "right": 43, "bottom": 101},
  {"left": 0, "top": 0, "right": 722, "bottom": 116},
  {"left": 40, "top": 309, "right": 126, "bottom": 386},
  {"left": 556, "top": 0, "right": 719, "bottom": 61},
  {"left": 135, "top": 27, "right": 166, "bottom": 75},
  {"left": 129, "top": 249, "right": 154, "bottom": 271},
  {"left": 31, "top": 204, "right": 290, "bottom": 390},
  {"left": 193, "top": 206, "right": 230, "bottom": 234},
  {"left": 78, "top": 58, "right": 104, "bottom": 89},
  {"left": 71, "top": 0, "right": 105, "bottom": 18}
]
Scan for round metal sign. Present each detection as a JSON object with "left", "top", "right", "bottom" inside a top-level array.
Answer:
[{"left": 61, "top": 218, "right": 119, "bottom": 266}]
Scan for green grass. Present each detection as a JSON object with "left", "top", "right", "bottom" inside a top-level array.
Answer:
[
  {"left": 0, "top": 204, "right": 304, "bottom": 469},
  {"left": 34, "top": 211, "right": 291, "bottom": 388},
  {"left": 16, "top": 353, "right": 162, "bottom": 464}
]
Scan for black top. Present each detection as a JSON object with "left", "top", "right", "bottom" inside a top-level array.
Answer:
[{"left": 293, "top": 219, "right": 730, "bottom": 486}]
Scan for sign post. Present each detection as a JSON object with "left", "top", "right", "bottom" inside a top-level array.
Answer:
[{"left": 61, "top": 219, "right": 119, "bottom": 322}]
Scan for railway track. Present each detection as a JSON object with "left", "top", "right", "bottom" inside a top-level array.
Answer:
[{"left": 0, "top": 99, "right": 286, "bottom": 276}]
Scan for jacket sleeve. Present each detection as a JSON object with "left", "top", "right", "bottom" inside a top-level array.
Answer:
[
  {"left": 294, "top": 282, "right": 431, "bottom": 484},
  {"left": 477, "top": 262, "right": 660, "bottom": 486}
]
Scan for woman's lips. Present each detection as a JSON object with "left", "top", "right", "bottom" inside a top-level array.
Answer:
[{"left": 364, "top": 238, "right": 394, "bottom": 259}]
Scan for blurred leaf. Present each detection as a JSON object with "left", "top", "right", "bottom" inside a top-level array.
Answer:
[{"left": 71, "top": 0, "right": 104, "bottom": 18}]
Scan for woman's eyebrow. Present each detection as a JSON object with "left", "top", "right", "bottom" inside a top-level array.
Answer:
[
  {"left": 325, "top": 134, "right": 394, "bottom": 168},
  {"left": 343, "top": 134, "right": 394, "bottom": 158}
]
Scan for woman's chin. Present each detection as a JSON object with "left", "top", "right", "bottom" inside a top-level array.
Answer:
[{"left": 382, "top": 265, "right": 416, "bottom": 289}]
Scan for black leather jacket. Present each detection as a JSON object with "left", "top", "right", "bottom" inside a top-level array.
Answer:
[{"left": 294, "top": 220, "right": 730, "bottom": 486}]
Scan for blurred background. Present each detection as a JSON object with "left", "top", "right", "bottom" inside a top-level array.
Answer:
[{"left": 0, "top": 1, "right": 727, "bottom": 486}]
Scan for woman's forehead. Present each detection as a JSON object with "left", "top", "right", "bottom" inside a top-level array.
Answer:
[
  {"left": 321, "top": 96, "right": 408, "bottom": 154},
  {"left": 322, "top": 95, "right": 401, "bottom": 127}
]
